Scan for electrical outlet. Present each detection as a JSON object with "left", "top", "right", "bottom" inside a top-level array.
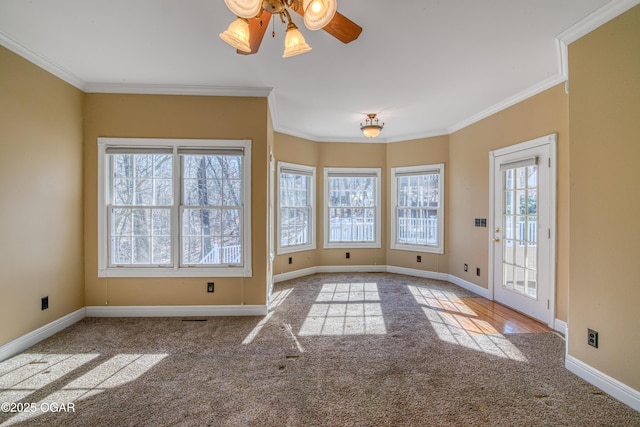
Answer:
[
  {"left": 464, "top": 264, "right": 468, "bottom": 272},
  {"left": 207, "top": 282, "right": 214, "bottom": 293},
  {"left": 476, "top": 267, "right": 480, "bottom": 276},
  {"left": 346, "top": 252, "right": 350, "bottom": 259},
  {"left": 288, "top": 257, "right": 292, "bottom": 264},
  {"left": 41, "top": 296, "right": 48, "bottom": 310},
  {"left": 417, "top": 255, "right": 421, "bottom": 263},
  {"left": 587, "top": 329, "right": 598, "bottom": 348}
]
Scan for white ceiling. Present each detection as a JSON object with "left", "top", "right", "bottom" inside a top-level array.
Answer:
[{"left": 0, "top": 0, "right": 631, "bottom": 142}]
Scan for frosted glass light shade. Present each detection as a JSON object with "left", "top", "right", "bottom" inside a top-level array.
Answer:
[
  {"left": 303, "top": 0, "right": 337, "bottom": 30},
  {"left": 283, "top": 25, "right": 312, "bottom": 57},
  {"left": 223, "top": 0, "right": 262, "bottom": 19},
  {"left": 219, "top": 18, "right": 251, "bottom": 53},
  {"left": 361, "top": 125, "right": 382, "bottom": 138}
]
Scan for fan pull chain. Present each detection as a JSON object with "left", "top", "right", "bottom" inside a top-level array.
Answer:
[{"left": 272, "top": 14, "right": 276, "bottom": 38}]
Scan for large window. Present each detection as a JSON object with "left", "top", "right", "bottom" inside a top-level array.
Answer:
[
  {"left": 391, "top": 164, "right": 444, "bottom": 254},
  {"left": 98, "top": 138, "right": 251, "bottom": 277},
  {"left": 324, "top": 168, "right": 381, "bottom": 248},
  {"left": 277, "top": 162, "right": 316, "bottom": 254}
]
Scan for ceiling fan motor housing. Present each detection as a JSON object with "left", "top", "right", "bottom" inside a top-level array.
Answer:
[{"left": 262, "top": 0, "right": 286, "bottom": 14}]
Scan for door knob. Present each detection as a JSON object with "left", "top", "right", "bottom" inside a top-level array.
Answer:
[{"left": 494, "top": 238, "right": 500, "bottom": 242}]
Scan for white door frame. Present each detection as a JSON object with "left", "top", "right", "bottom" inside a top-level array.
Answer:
[
  {"left": 488, "top": 133, "right": 558, "bottom": 328},
  {"left": 267, "top": 149, "right": 275, "bottom": 308}
]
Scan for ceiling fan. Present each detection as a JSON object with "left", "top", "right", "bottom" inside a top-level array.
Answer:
[{"left": 220, "top": 0, "right": 362, "bottom": 57}]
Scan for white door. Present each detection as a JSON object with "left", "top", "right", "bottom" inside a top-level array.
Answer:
[{"left": 490, "top": 134, "right": 556, "bottom": 326}]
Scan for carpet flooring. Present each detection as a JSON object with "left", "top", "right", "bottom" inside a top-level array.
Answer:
[{"left": 1, "top": 273, "right": 638, "bottom": 426}]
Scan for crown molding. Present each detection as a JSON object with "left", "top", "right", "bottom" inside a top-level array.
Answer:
[
  {"left": 447, "top": 73, "right": 567, "bottom": 135},
  {"left": 85, "top": 82, "right": 272, "bottom": 97},
  {"left": 557, "top": 0, "right": 640, "bottom": 45},
  {"left": 0, "top": 29, "right": 85, "bottom": 90},
  {"left": 385, "top": 129, "right": 450, "bottom": 144}
]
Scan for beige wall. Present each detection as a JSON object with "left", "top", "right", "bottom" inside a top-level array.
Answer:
[
  {"left": 449, "top": 84, "right": 570, "bottom": 321},
  {"left": 568, "top": 5, "right": 640, "bottom": 390},
  {"left": 0, "top": 46, "right": 85, "bottom": 345},
  {"left": 386, "top": 136, "right": 450, "bottom": 274},
  {"left": 83, "top": 94, "right": 269, "bottom": 307}
]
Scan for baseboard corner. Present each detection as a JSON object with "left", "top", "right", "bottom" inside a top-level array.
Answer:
[
  {"left": 447, "top": 274, "right": 490, "bottom": 298},
  {"left": 0, "top": 307, "right": 86, "bottom": 363}
]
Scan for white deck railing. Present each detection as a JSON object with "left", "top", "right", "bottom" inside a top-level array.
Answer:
[{"left": 199, "top": 244, "right": 241, "bottom": 264}]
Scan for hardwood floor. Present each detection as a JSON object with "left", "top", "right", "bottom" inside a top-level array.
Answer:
[{"left": 456, "top": 297, "right": 552, "bottom": 334}]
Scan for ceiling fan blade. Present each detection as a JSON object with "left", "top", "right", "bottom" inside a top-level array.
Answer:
[
  {"left": 238, "top": 12, "right": 272, "bottom": 55},
  {"left": 321, "top": 11, "right": 362, "bottom": 44},
  {"left": 294, "top": 8, "right": 362, "bottom": 44}
]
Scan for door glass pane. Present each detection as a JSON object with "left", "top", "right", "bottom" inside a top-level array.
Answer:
[{"left": 502, "top": 165, "right": 538, "bottom": 299}]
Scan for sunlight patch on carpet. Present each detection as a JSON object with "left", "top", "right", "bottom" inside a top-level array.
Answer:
[
  {"left": 408, "top": 286, "right": 527, "bottom": 361},
  {"left": 298, "top": 282, "right": 387, "bottom": 336},
  {"left": 0, "top": 353, "right": 166, "bottom": 426},
  {"left": 242, "top": 288, "right": 293, "bottom": 345}
]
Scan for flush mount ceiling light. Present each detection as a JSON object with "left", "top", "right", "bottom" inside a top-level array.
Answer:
[
  {"left": 220, "top": 0, "right": 361, "bottom": 57},
  {"left": 360, "top": 114, "right": 384, "bottom": 138}
]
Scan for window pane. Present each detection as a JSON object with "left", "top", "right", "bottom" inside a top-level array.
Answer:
[
  {"left": 113, "top": 178, "right": 133, "bottom": 205},
  {"left": 223, "top": 180, "right": 242, "bottom": 206},
  {"left": 132, "top": 209, "right": 151, "bottom": 236},
  {"left": 111, "top": 236, "right": 131, "bottom": 264},
  {"left": 152, "top": 236, "right": 171, "bottom": 264},
  {"left": 222, "top": 209, "right": 241, "bottom": 237},
  {"left": 111, "top": 154, "right": 173, "bottom": 207},
  {"left": 182, "top": 208, "right": 240, "bottom": 265},
  {"left": 394, "top": 170, "right": 441, "bottom": 248},
  {"left": 279, "top": 169, "right": 313, "bottom": 248},
  {"left": 223, "top": 156, "right": 242, "bottom": 179},
  {"left": 133, "top": 236, "right": 151, "bottom": 264},
  {"left": 154, "top": 179, "right": 173, "bottom": 205},
  {"left": 110, "top": 207, "right": 171, "bottom": 266}
]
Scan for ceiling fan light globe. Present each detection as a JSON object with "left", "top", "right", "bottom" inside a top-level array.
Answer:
[
  {"left": 303, "top": 0, "right": 337, "bottom": 30},
  {"left": 283, "top": 25, "right": 312, "bottom": 57},
  {"left": 223, "top": 0, "right": 262, "bottom": 19},
  {"left": 219, "top": 18, "right": 252, "bottom": 53}
]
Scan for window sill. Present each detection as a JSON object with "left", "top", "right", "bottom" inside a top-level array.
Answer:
[
  {"left": 324, "top": 242, "right": 382, "bottom": 249},
  {"left": 276, "top": 244, "right": 316, "bottom": 255},
  {"left": 390, "top": 243, "right": 444, "bottom": 254},
  {"left": 98, "top": 267, "right": 252, "bottom": 278}
]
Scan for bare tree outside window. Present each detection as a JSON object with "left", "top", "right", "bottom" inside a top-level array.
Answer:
[
  {"left": 182, "top": 155, "right": 242, "bottom": 265},
  {"left": 110, "top": 153, "right": 172, "bottom": 265}
]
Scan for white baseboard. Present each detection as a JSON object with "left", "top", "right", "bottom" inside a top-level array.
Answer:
[
  {"left": 554, "top": 318, "right": 568, "bottom": 335},
  {"left": 86, "top": 305, "right": 267, "bottom": 317},
  {"left": 274, "top": 266, "right": 319, "bottom": 283},
  {"left": 386, "top": 265, "right": 449, "bottom": 282},
  {"left": 0, "top": 308, "right": 86, "bottom": 363},
  {"left": 447, "top": 274, "right": 491, "bottom": 299},
  {"left": 316, "top": 265, "right": 387, "bottom": 274},
  {"left": 274, "top": 266, "right": 492, "bottom": 299},
  {"left": 566, "top": 354, "right": 640, "bottom": 411}
]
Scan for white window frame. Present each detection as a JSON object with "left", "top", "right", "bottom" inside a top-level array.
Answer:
[
  {"left": 97, "top": 138, "right": 252, "bottom": 278},
  {"left": 277, "top": 161, "right": 316, "bottom": 255},
  {"left": 390, "top": 163, "right": 445, "bottom": 254},
  {"left": 323, "top": 167, "right": 382, "bottom": 249}
]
